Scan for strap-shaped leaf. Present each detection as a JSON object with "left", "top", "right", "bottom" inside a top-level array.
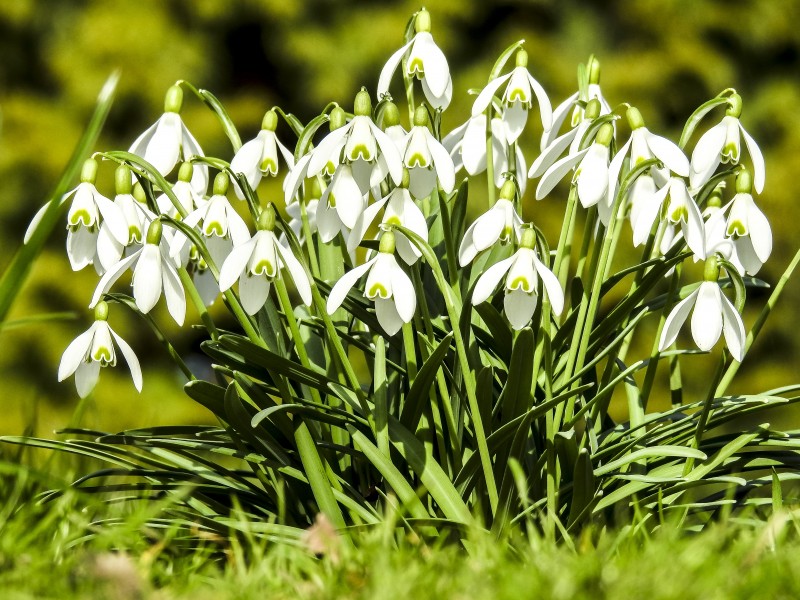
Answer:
[{"left": 400, "top": 332, "right": 454, "bottom": 429}]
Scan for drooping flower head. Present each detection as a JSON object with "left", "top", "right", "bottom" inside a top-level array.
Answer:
[
  {"left": 58, "top": 301, "right": 142, "bottom": 398},
  {"left": 378, "top": 8, "right": 452, "bottom": 110},
  {"left": 722, "top": 169, "right": 772, "bottom": 275},
  {"left": 156, "top": 162, "right": 206, "bottom": 218},
  {"left": 459, "top": 181, "right": 523, "bottom": 267},
  {"left": 398, "top": 106, "right": 455, "bottom": 199}
]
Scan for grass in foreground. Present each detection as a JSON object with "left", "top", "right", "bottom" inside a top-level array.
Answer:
[{"left": 2, "top": 457, "right": 800, "bottom": 600}]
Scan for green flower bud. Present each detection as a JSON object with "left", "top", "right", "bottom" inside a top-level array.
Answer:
[
  {"left": 413, "top": 105, "right": 429, "bottom": 127},
  {"left": 735, "top": 168, "right": 752, "bottom": 194},
  {"left": 499, "top": 180, "right": 516, "bottom": 202},
  {"left": 213, "top": 172, "right": 229, "bottom": 196},
  {"left": 379, "top": 230, "right": 396, "bottom": 254},
  {"left": 262, "top": 109, "right": 278, "bottom": 132},
  {"left": 585, "top": 98, "right": 601, "bottom": 120},
  {"left": 382, "top": 101, "right": 401, "bottom": 128},
  {"left": 626, "top": 106, "right": 645, "bottom": 130},
  {"left": 354, "top": 88, "right": 372, "bottom": 117},
  {"left": 415, "top": 8, "right": 431, "bottom": 33},
  {"left": 258, "top": 204, "right": 276, "bottom": 231},
  {"left": 146, "top": 219, "right": 163, "bottom": 245},
  {"left": 115, "top": 164, "right": 132, "bottom": 195},
  {"left": 94, "top": 300, "right": 109, "bottom": 322},
  {"left": 703, "top": 255, "right": 720, "bottom": 282},
  {"left": 726, "top": 93, "right": 743, "bottom": 119},
  {"left": 588, "top": 57, "right": 601, "bottom": 85},
  {"left": 330, "top": 106, "right": 347, "bottom": 131},
  {"left": 520, "top": 227, "right": 536, "bottom": 250},
  {"left": 516, "top": 49, "right": 528, "bottom": 69},
  {"left": 133, "top": 182, "right": 147, "bottom": 205},
  {"left": 164, "top": 84, "right": 184, "bottom": 114},
  {"left": 595, "top": 123, "right": 614, "bottom": 147},
  {"left": 178, "top": 162, "right": 194, "bottom": 183},
  {"left": 80, "top": 158, "right": 98, "bottom": 184}
]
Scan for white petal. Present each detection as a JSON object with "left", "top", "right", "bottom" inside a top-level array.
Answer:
[
  {"left": 577, "top": 144, "right": 609, "bottom": 208},
  {"left": 719, "top": 292, "right": 746, "bottom": 362},
  {"left": 276, "top": 137, "right": 296, "bottom": 170},
  {"left": 397, "top": 190, "right": 428, "bottom": 240},
  {"left": 414, "top": 33, "right": 449, "bottom": 98},
  {"left": 471, "top": 74, "right": 511, "bottom": 117},
  {"left": 377, "top": 39, "right": 414, "bottom": 98},
  {"left": 276, "top": 242, "right": 313, "bottom": 306},
  {"left": 606, "top": 138, "right": 632, "bottom": 210},
  {"left": 422, "top": 72, "right": 452, "bottom": 110},
  {"left": 109, "top": 327, "right": 143, "bottom": 391},
  {"left": 161, "top": 259, "right": 186, "bottom": 325},
  {"left": 659, "top": 289, "right": 700, "bottom": 351},
  {"left": 691, "top": 282, "right": 723, "bottom": 351},
  {"left": 745, "top": 197, "right": 772, "bottom": 264},
  {"left": 67, "top": 227, "right": 98, "bottom": 271},
  {"left": 239, "top": 273, "right": 271, "bottom": 315},
  {"left": 527, "top": 72, "right": 553, "bottom": 131},
  {"left": 533, "top": 254, "right": 564, "bottom": 316},
  {"left": 129, "top": 119, "right": 160, "bottom": 158},
  {"left": 389, "top": 259, "right": 416, "bottom": 322},
  {"left": 739, "top": 124, "right": 765, "bottom": 194},
  {"left": 95, "top": 193, "right": 129, "bottom": 245},
  {"left": 536, "top": 149, "right": 588, "bottom": 200},
  {"left": 89, "top": 250, "right": 141, "bottom": 307},
  {"left": 691, "top": 121, "right": 727, "bottom": 175},
  {"left": 132, "top": 244, "right": 163, "bottom": 313},
  {"left": 375, "top": 296, "right": 404, "bottom": 336},
  {"left": 529, "top": 127, "right": 578, "bottom": 179},
  {"left": 24, "top": 202, "right": 56, "bottom": 245},
  {"left": 541, "top": 92, "right": 578, "bottom": 151},
  {"left": 348, "top": 197, "right": 388, "bottom": 254},
  {"left": 145, "top": 113, "right": 182, "bottom": 175},
  {"left": 472, "top": 256, "right": 515, "bottom": 305},
  {"left": 219, "top": 238, "right": 256, "bottom": 291},
  {"left": 408, "top": 167, "right": 437, "bottom": 200},
  {"left": 96, "top": 224, "right": 124, "bottom": 272},
  {"left": 370, "top": 121, "right": 404, "bottom": 185},
  {"left": 58, "top": 323, "right": 96, "bottom": 381},
  {"left": 316, "top": 199, "right": 344, "bottom": 243},
  {"left": 231, "top": 137, "right": 265, "bottom": 199},
  {"left": 284, "top": 153, "right": 312, "bottom": 205},
  {"left": 326, "top": 258, "right": 377, "bottom": 314},
  {"left": 502, "top": 102, "right": 529, "bottom": 144},
  {"left": 194, "top": 268, "right": 218, "bottom": 306},
  {"left": 307, "top": 125, "right": 350, "bottom": 178},
  {"left": 645, "top": 131, "right": 690, "bottom": 176},
  {"left": 428, "top": 135, "right": 456, "bottom": 193},
  {"left": 461, "top": 115, "right": 488, "bottom": 175},
  {"left": 181, "top": 124, "right": 208, "bottom": 195},
  {"left": 471, "top": 205, "right": 507, "bottom": 251},
  {"left": 682, "top": 192, "right": 707, "bottom": 259},
  {"left": 458, "top": 220, "right": 479, "bottom": 267},
  {"left": 75, "top": 361, "right": 101, "bottom": 398},
  {"left": 504, "top": 288, "right": 536, "bottom": 330},
  {"left": 632, "top": 183, "right": 669, "bottom": 247},
  {"left": 330, "top": 166, "right": 365, "bottom": 229}
]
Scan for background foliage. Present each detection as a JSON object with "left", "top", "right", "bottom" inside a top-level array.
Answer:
[{"left": 1, "top": 0, "right": 799, "bottom": 435}]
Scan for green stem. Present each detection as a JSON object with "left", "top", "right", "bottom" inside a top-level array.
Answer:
[
  {"left": 485, "top": 113, "right": 497, "bottom": 207},
  {"left": 178, "top": 267, "right": 219, "bottom": 340}
]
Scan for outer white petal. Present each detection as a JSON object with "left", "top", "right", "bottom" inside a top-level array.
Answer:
[
  {"left": 691, "top": 282, "right": 723, "bottom": 351},
  {"left": 329, "top": 166, "right": 365, "bottom": 229},
  {"left": 683, "top": 193, "right": 707, "bottom": 259},
  {"left": 307, "top": 125, "right": 350, "bottom": 178},
  {"left": 529, "top": 127, "right": 578, "bottom": 179},
  {"left": 503, "top": 102, "right": 529, "bottom": 144},
  {"left": 128, "top": 119, "right": 160, "bottom": 160},
  {"left": 284, "top": 153, "right": 312, "bottom": 205},
  {"left": 58, "top": 323, "right": 97, "bottom": 381},
  {"left": 408, "top": 167, "right": 437, "bottom": 199},
  {"left": 388, "top": 259, "right": 416, "bottom": 322},
  {"left": 194, "top": 268, "right": 218, "bottom": 307},
  {"left": 67, "top": 227, "right": 98, "bottom": 271},
  {"left": 145, "top": 113, "right": 182, "bottom": 175},
  {"left": 428, "top": 135, "right": 456, "bottom": 193},
  {"left": 370, "top": 121, "right": 404, "bottom": 185},
  {"left": 219, "top": 238, "right": 256, "bottom": 291},
  {"left": 577, "top": 144, "right": 609, "bottom": 208},
  {"left": 461, "top": 115, "right": 488, "bottom": 175},
  {"left": 471, "top": 205, "right": 507, "bottom": 251},
  {"left": 719, "top": 292, "right": 746, "bottom": 362},
  {"left": 231, "top": 137, "right": 265, "bottom": 198},
  {"left": 414, "top": 33, "right": 449, "bottom": 98},
  {"left": 472, "top": 256, "right": 515, "bottom": 304},
  {"left": 536, "top": 148, "right": 588, "bottom": 200},
  {"left": 645, "top": 131, "right": 690, "bottom": 177},
  {"left": 541, "top": 92, "right": 578, "bottom": 151},
  {"left": 659, "top": 289, "right": 700, "bottom": 351},
  {"left": 533, "top": 254, "right": 564, "bottom": 316},
  {"left": 239, "top": 273, "right": 271, "bottom": 315},
  {"left": 458, "top": 220, "right": 479, "bottom": 267},
  {"left": 326, "top": 258, "right": 377, "bottom": 314},
  {"left": 348, "top": 197, "right": 388, "bottom": 254},
  {"left": 504, "top": 288, "right": 536, "bottom": 330},
  {"left": 75, "top": 361, "right": 101, "bottom": 398},
  {"left": 745, "top": 197, "right": 772, "bottom": 263},
  {"left": 109, "top": 327, "right": 143, "bottom": 391},
  {"left": 89, "top": 250, "right": 141, "bottom": 307},
  {"left": 632, "top": 183, "right": 669, "bottom": 247},
  {"left": 739, "top": 124, "right": 765, "bottom": 194},
  {"left": 96, "top": 224, "right": 124, "bottom": 272},
  {"left": 161, "top": 259, "right": 186, "bottom": 325},
  {"left": 422, "top": 73, "right": 452, "bottom": 110},
  {"left": 276, "top": 137, "right": 296, "bottom": 170},
  {"left": 375, "top": 297, "right": 404, "bottom": 336},
  {"left": 527, "top": 72, "right": 553, "bottom": 131},
  {"left": 25, "top": 201, "right": 57, "bottom": 244},
  {"left": 132, "top": 244, "right": 163, "bottom": 313},
  {"left": 398, "top": 190, "right": 428, "bottom": 240},
  {"left": 607, "top": 138, "right": 633, "bottom": 210},
  {"left": 471, "top": 74, "right": 512, "bottom": 117},
  {"left": 316, "top": 199, "right": 344, "bottom": 243},
  {"left": 276, "top": 242, "right": 313, "bottom": 306},
  {"left": 377, "top": 39, "right": 414, "bottom": 98},
  {"left": 94, "top": 193, "right": 129, "bottom": 245},
  {"left": 691, "top": 121, "right": 727, "bottom": 175}
]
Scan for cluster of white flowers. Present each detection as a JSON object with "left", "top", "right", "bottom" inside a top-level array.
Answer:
[{"left": 39, "top": 8, "right": 769, "bottom": 397}]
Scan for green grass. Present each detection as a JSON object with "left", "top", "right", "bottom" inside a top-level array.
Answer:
[{"left": 3, "top": 454, "right": 800, "bottom": 600}]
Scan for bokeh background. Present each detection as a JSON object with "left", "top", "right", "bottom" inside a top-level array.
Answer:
[{"left": 1, "top": 0, "right": 798, "bottom": 435}]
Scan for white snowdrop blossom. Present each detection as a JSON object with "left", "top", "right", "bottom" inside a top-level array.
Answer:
[
  {"left": 96, "top": 180, "right": 158, "bottom": 274},
  {"left": 690, "top": 95, "right": 765, "bottom": 194},
  {"left": 722, "top": 171, "right": 772, "bottom": 275},
  {"left": 327, "top": 232, "right": 416, "bottom": 336},
  {"left": 535, "top": 123, "right": 614, "bottom": 209},
  {"left": 471, "top": 228, "right": 565, "bottom": 330},
  {"left": 315, "top": 163, "right": 369, "bottom": 240},
  {"left": 631, "top": 176, "right": 706, "bottom": 258},
  {"left": 399, "top": 107, "right": 455, "bottom": 199},
  {"left": 92, "top": 220, "right": 186, "bottom": 326},
  {"left": 471, "top": 49, "right": 552, "bottom": 143},
  {"left": 156, "top": 163, "right": 206, "bottom": 218},
  {"left": 129, "top": 85, "right": 208, "bottom": 194},
  {"left": 459, "top": 183, "right": 523, "bottom": 267},
  {"left": 58, "top": 302, "right": 142, "bottom": 398},
  {"left": 231, "top": 110, "right": 295, "bottom": 200},
  {"left": 444, "top": 114, "right": 527, "bottom": 196},
  {"left": 378, "top": 9, "right": 452, "bottom": 110},
  {"left": 170, "top": 173, "right": 250, "bottom": 267},
  {"left": 219, "top": 208, "right": 312, "bottom": 315},
  {"left": 659, "top": 275, "right": 745, "bottom": 362},
  {"left": 348, "top": 181, "right": 428, "bottom": 265}
]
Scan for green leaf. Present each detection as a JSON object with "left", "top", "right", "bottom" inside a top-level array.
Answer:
[
  {"left": 679, "top": 95, "right": 732, "bottom": 149},
  {"left": 400, "top": 332, "right": 453, "bottom": 430},
  {"left": 594, "top": 446, "right": 707, "bottom": 477}
]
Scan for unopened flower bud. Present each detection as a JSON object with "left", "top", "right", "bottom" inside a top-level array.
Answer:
[
  {"left": 703, "top": 255, "right": 720, "bottom": 282},
  {"left": 178, "top": 162, "right": 194, "bottom": 183},
  {"left": 596, "top": 123, "right": 614, "bottom": 147},
  {"left": 213, "top": 172, "right": 229, "bottom": 196},
  {"left": 382, "top": 101, "right": 401, "bottom": 128},
  {"left": 520, "top": 227, "right": 536, "bottom": 250},
  {"left": 585, "top": 98, "right": 601, "bottom": 120},
  {"left": 80, "top": 158, "right": 98, "bottom": 184},
  {"left": 133, "top": 182, "right": 147, "bottom": 204},
  {"left": 164, "top": 84, "right": 184, "bottom": 114}
]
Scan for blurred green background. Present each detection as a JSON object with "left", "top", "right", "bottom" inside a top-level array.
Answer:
[{"left": 1, "top": 0, "right": 798, "bottom": 435}]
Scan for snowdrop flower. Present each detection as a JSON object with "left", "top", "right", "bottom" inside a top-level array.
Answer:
[
  {"left": 283, "top": 109, "right": 343, "bottom": 207},
  {"left": 722, "top": 169, "right": 772, "bottom": 275},
  {"left": 459, "top": 181, "right": 523, "bottom": 267},
  {"left": 25, "top": 158, "right": 128, "bottom": 271},
  {"left": 399, "top": 106, "right": 455, "bottom": 199},
  {"left": 129, "top": 84, "right": 208, "bottom": 194},
  {"left": 91, "top": 219, "right": 186, "bottom": 325},
  {"left": 348, "top": 171, "right": 428, "bottom": 265},
  {"left": 231, "top": 109, "right": 295, "bottom": 200},
  {"left": 378, "top": 8, "right": 452, "bottom": 110},
  {"left": 156, "top": 162, "right": 205, "bottom": 218},
  {"left": 58, "top": 301, "right": 142, "bottom": 398},
  {"left": 471, "top": 227, "right": 564, "bottom": 330},
  {"left": 327, "top": 231, "right": 416, "bottom": 336},
  {"left": 659, "top": 257, "right": 745, "bottom": 361},
  {"left": 535, "top": 122, "right": 614, "bottom": 209},
  {"left": 219, "top": 206, "right": 312, "bottom": 315},
  {"left": 444, "top": 114, "right": 527, "bottom": 196},
  {"left": 471, "top": 49, "right": 552, "bottom": 143},
  {"left": 380, "top": 101, "right": 408, "bottom": 151},
  {"left": 96, "top": 171, "right": 158, "bottom": 274},
  {"left": 631, "top": 176, "right": 705, "bottom": 258},
  {"left": 170, "top": 173, "right": 249, "bottom": 267},
  {"left": 690, "top": 93, "right": 765, "bottom": 194},
  {"left": 316, "top": 163, "right": 369, "bottom": 240},
  {"left": 282, "top": 178, "right": 321, "bottom": 247}
]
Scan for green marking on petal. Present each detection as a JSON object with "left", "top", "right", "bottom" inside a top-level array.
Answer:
[
  {"left": 348, "top": 144, "right": 373, "bottom": 161},
  {"left": 204, "top": 221, "right": 225, "bottom": 237},
  {"left": 508, "top": 276, "right": 533, "bottom": 293},
  {"left": 407, "top": 58, "right": 424, "bottom": 77},
  {"left": 722, "top": 141, "right": 740, "bottom": 162},
  {"left": 507, "top": 88, "right": 529, "bottom": 103},
  {"left": 328, "top": 193, "right": 336, "bottom": 208},
  {"left": 384, "top": 215, "right": 402, "bottom": 226},
  {"left": 92, "top": 345, "right": 114, "bottom": 366},
  {"left": 500, "top": 225, "right": 514, "bottom": 243},
  {"left": 129, "top": 225, "right": 143, "bottom": 244},
  {"left": 669, "top": 205, "right": 688, "bottom": 224},
  {"left": 68, "top": 210, "right": 93, "bottom": 227},
  {"left": 324, "top": 161, "right": 337, "bottom": 177},
  {"left": 251, "top": 259, "right": 277, "bottom": 278},
  {"left": 367, "top": 282, "right": 390, "bottom": 299},
  {"left": 261, "top": 158, "right": 278, "bottom": 174},
  {"left": 727, "top": 220, "right": 747, "bottom": 238},
  {"left": 407, "top": 152, "right": 429, "bottom": 168}
]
